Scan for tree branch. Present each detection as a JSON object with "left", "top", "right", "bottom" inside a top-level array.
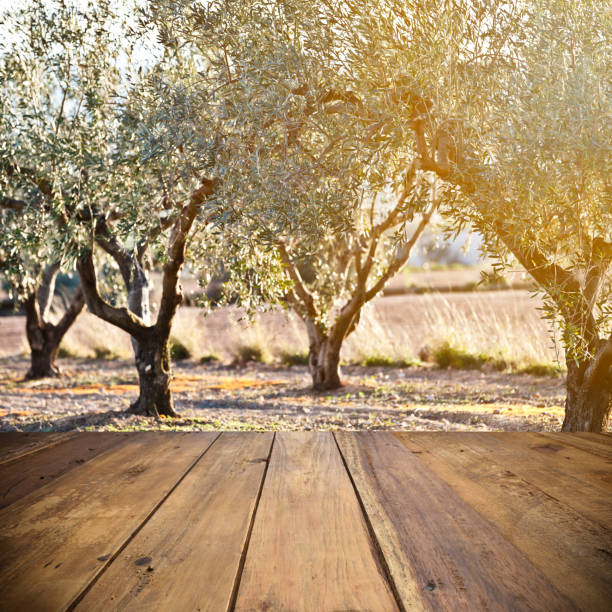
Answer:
[
  {"left": 583, "top": 334, "right": 612, "bottom": 400},
  {"left": 361, "top": 160, "right": 419, "bottom": 282},
  {"left": 156, "top": 177, "right": 218, "bottom": 336},
  {"left": 1, "top": 160, "right": 53, "bottom": 199},
  {"left": 365, "top": 196, "right": 439, "bottom": 302},
  {"left": 584, "top": 238, "right": 612, "bottom": 309},
  {"left": 55, "top": 283, "right": 85, "bottom": 338},
  {"left": 37, "top": 262, "right": 61, "bottom": 320},
  {"left": 0, "top": 196, "right": 27, "bottom": 211},
  {"left": 76, "top": 249, "right": 149, "bottom": 340},
  {"left": 494, "top": 221, "right": 601, "bottom": 346},
  {"left": 277, "top": 241, "right": 318, "bottom": 322}
]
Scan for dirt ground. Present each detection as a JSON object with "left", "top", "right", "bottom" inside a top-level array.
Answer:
[
  {"left": 0, "top": 283, "right": 577, "bottom": 432},
  {"left": 0, "top": 357, "right": 568, "bottom": 432}
]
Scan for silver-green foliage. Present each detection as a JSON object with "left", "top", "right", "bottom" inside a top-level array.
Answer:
[{"left": 149, "top": 0, "right": 443, "bottom": 334}]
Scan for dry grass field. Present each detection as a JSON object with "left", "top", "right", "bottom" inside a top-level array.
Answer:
[{"left": 1, "top": 289, "right": 561, "bottom": 368}]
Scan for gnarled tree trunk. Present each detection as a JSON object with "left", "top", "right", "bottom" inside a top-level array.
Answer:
[
  {"left": 78, "top": 175, "right": 219, "bottom": 418},
  {"left": 305, "top": 319, "right": 343, "bottom": 391},
  {"left": 25, "top": 315, "right": 61, "bottom": 378},
  {"left": 23, "top": 265, "right": 85, "bottom": 379},
  {"left": 129, "top": 333, "right": 177, "bottom": 417},
  {"left": 562, "top": 340, "right": 612, "bottom": 431}
]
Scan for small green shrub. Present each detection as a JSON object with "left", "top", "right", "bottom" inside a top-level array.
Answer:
[
  {"left": 93, "top": 345, "right": 120, "bottom": 360},
  {"left": 199, "top": 353, "right": 220, "bottom": 364},
  {"left": 57, "top": 345, "right": 79, "bottom": 359},
  {"left": 433, "top": 342, "right": 489, "bottom": 370},
  {"left": 517, "top": 362, "right": 563, "bottom": 377},
  {"left": 170, "top": 338, "right": 191, "bottom": 361},
  {"left": 489, "top": 357, "right": 510, "bottom": 372},
  {"left": 280, "top": 351, "right": 309, "bottom": 366},
  {"left": 359, "top": 354, "right": 419, "bottom": 368},
  {"left": 431, "top": 342, "right": 562, "bottom": 377},
  {"left": 360, "top": 354, "right": 395, "bottom": 367},
  {"left": 233, "top": 343, "right": 269, "bottom": 364}
]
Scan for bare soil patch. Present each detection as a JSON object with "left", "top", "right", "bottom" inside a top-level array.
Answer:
[{"left": 0, "top": 357, "right": 568, "bottom": 432}]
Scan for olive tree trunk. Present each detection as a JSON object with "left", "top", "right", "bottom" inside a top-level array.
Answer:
[
  {"left": 23, "top": 264, "right": 85, "bottom": 379},
  {"left": 129, "top": 333, "right": 177, "bottom": 417},
  {"left": 25, "top": 317, "right": 61, "bottom": 378},
  {"left": 305, "top": 319, "right": 344, "bottom": 391},
  {"left": 78, "top": 175, "right": 218, "bottom": 418},
  {"left": 308, "top": 337, "right": 342, "bottom": 390},
  {"left": 562, "top": 341, "right": 612, "bottom": 431}
]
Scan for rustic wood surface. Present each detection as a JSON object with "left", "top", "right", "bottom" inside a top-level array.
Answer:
[
  {"left": 77, "top": 432, "right": 273, "bottom": 612},
  {"left": 234, "top": 432, "right": 398, "bottom": 612},
  {"left": 397, "top": 432, "right": 612, "bottom": 611},
  {"left": 0, "top": 431, "right": 610, "bottom": 612},
  {"left": 0, "top": 431, "right": 76, "bottom": 464},
  {"left": 0, "top": 432, "right": 217, "bottom": 611},
  {"left": 0, "top": 432, "right": 125, "bottom": 509},
  {"left": 337, "top": 432, "right": 575, "bottom": 611}
]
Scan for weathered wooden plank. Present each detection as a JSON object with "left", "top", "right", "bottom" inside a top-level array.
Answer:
[
  {"left": 398, "top": 432, "right": 612, "bottom": 612},
  {"left": 579, "top": 432, "right": 612, "bottom": 442},
  {"left": 0, "top": 433, "right": 126, "bottom": 509},
  {"left": 417, "top": 432, "right": 612, "bottom": 528},
  {"left": 0, "top": 432, "right": 76, "bottom": 465},
  {"left": 75, "top": 432, "right": 273, "bottom": 612},
  {"left": 0, "top": 432, "right": 217, "bottom": 611},
  {"left": 235, "top": 432, "right": 399, "bottom": 612},
  {"left": 542, "top": 432, "right": 612, "bottom": 460},
  {"left": 337, "top": 432, "right": 574, "bottom": 612}
]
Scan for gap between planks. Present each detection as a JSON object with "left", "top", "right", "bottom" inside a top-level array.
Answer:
[
  {"left": 227, "top": 432, "right": 275, "bottom": 612},
  {"left": 71, "top": 432, "right": 275, "bottom": 612},
  {"left": 0, "top": 433, "right": 220, "bottom": 611},
  {"left": 333, "top": 431, "right": 407, "bottom": 612},
  {"left": 232, "top": 432, "right": 399, "bottom": 611}
]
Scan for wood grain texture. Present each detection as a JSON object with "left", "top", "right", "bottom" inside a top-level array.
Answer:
[
  {"left": 0, "top": 432, "right": 76, "bottom": 465},
  {"left": 0, "top": 432, "right": 216, "bottom": 611},
  {"left": 398, "top": 432, "right": 612, "bottom": 612},
  {"left": 234, "top": 432, "right": 399, "bottom": 612},
  {"left": 0, "top": 433, "right": 126, "bottom": 509},
  {"left": 542, "top": 432, "right": 612, "bottom": 460},
  {"left": 337, "top": 432, "right": 574, "bottom": 612},
  {"left": 422, "top": 432, "right": 612, "bottom": 528},
  {"left": 76, "top": 432, "right": 273, "bottom": 612}
]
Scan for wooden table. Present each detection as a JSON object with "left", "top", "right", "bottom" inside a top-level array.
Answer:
[{"left": 0, "top": 432, "right": 610, "bottom": 611}]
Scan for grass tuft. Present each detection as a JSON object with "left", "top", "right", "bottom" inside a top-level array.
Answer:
[
  {"left": 359, "top": 354, "right": 420, "bottom": 368},
  {"left": 432, "top": 342, "right": 491, "bottom": 370},
  {"left": 57, "top": 345, "right": 80, "bottom": 359},
  {"left": 517, "top": 362, "right": 564, "bottom": 377},
  {"left": 92, "top": 346, "right": 120, "bottom": 360},
  {"left": 199, "top": 353, "right": 221, "bottom": 364},
  {"left": 431, "top": 341, "right": 562, "bottom": 377},
  {"left": 233, "top": 343, "right": 270, "bottom": 365},
  {"left": 170, "top": 338, "right": 191, "bottom": 361},
  {"left": 280, "top": 351, "right": 309, "bottom": 366}
]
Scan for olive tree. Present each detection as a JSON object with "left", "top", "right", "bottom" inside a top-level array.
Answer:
[
  {"left": 345, "top": 0, "right": 611, "bottom": 430},
  {"left": 448, "top": 1, "right": 612, "bottom": 431},
  {"left": 148, "top": 0, "right": 448, "bottom": 390},
  {"left": 198, "top": 0, "right": 610, "bottom": 422},
  {"left": 0, "top": 0, "right": 220, "bottom": 416},
  {"left": 0, "top": 200, "right": 84, "bottom": 378}
]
